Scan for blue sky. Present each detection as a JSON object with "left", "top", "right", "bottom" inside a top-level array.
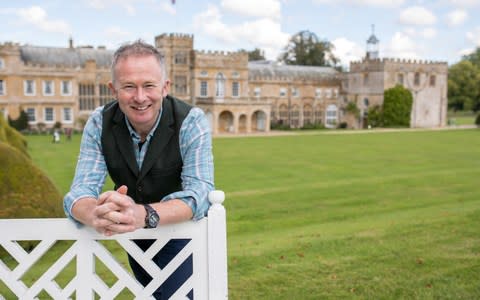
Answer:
[{"left": 1, "top": 0, "right": 479, "bottom": 67}]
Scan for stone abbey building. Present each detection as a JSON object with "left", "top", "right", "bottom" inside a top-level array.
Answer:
[{"left": 0, "top": 32, "right": 447, "bottom": 135}]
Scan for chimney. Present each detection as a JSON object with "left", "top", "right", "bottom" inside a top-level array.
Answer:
[{"left": 69, "top": 37, "right": 73, "bottom": 49}]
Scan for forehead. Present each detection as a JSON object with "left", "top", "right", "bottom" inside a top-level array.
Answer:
[{"left": 114, "top": 55, "right": 163, "bottom": 81}]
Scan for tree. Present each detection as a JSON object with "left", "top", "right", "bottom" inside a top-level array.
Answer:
[
  {"left": 462, "top": 47, "right": 480, "bottom": 68},
  {"left": 242, "top": 48, "right": 265, "bottom": 61},
  {"left": 448, "top": 60, "right": 480, "bottom": 112},
  {"left": 278, "top": 30, "right": 339, "bottom": 67},
  {"left": 383, "top": 85, "right": 413, "bottom": 127}
]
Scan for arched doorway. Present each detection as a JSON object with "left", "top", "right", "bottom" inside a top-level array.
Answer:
[
  {"left": 279, "top": 104, "right": 288, "bottom": 125},
  {"left": 314, "top": 104, "right": 323, "bottom": 125},
  {"left": 291, "top": 105, "right": 300, "bottom": 128},
  {"left": 238, "top": 114, "right": 247, "bottom": 133},
  {"left": 252, "top": 110, "right": 267, "bottom": 132},
  {"left": 218, "top": 111, "right": 234, "bottom": 133},
  {"left": 303, "top": 104, "right": 313, "bottom": 126}
]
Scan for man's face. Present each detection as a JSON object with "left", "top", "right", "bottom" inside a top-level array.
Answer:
[{"left": 109, "top": 55, "right": 169, "bottom": 134}]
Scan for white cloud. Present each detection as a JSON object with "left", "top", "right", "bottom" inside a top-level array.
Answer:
[
  {"left": 458, "top": 47, "right": 474, "bottom": 57},
  {"left": 384, "top": 31, "right": 420, "bottom": 59},
  {"left": 399, "top": 6, "right": 437, "bottom": 26},
  {"left": 466, "top": 27, "right": 480, "bottom": 46},
  {"left": 421, "top": 27, "right": 436, "bottom": 39},
  {"left": 312, "top": 0, "right": 404, "bottom": 6},
  {"left": 193, "top": 4, "right": 289, "bottom": 60},
  {"left": 332, "top": 37, "right": 364, "bottom": 66},
  {"left": 447, "top": 9, "right": 468, "bottom": 26},
  {"left": 17, "top": 6, "right": 71, "bottom": 34},
  {"left": 221, "top": 0, "right": 281, "bottom": 19}
]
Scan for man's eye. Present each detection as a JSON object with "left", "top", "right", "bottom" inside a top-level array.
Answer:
[{"left": 144, "top": 84, "right": 156, "bottom": 89}]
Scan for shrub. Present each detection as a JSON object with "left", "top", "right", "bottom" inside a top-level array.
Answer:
[
  {"left": 0, "top": 114, "right": 28, "bottom": 157},
  {"left": 383, "top": 85, "right": 413, "bottom": 127},
  {"left": 367, "top": 105, "right": 383, "bottom": 128},
  {"left": 301, "top": 123, "right": 326, "bottom": 130},
  {"left": 0, "top": 142, "right": 63, "bottom": 219},
  {"left": 8, "top": 110, "right": 29, "bottom": 131},
  {"left": 475, "top": 113, "right": 480, "bottom": 126}
]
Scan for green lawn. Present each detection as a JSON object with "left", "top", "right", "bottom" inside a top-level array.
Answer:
[
  {"left": 5, "top": 129, "right": 480, "bottom": 299},
  {"left": 447, "top": 110, "right": 477, "bottom": 125}
]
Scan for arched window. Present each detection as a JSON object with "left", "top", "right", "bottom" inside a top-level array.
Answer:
[
  {"left": 325, "top": 104, "right": 338, "bottom": 128},
  {"left": 414, "top": 72, "right": 420, "bottom": 86},
  {"left": 216, "top": 73, "right": 226, "bottom": 98}
]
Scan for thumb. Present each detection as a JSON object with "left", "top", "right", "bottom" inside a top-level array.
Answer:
[{"left": 116, "top": 185, "right": 128, "bottom": 195}]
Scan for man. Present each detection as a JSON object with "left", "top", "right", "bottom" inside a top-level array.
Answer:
[{"left": 63, "top": 40, "right": 214, "bottom": 299}]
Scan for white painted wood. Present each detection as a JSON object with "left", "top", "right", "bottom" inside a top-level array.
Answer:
[
  {"left": 207, "top": 190, "right": 229, "bottom": 299},
  {"left": 0, "top": 191, "right": 228, "bottom": 299}
]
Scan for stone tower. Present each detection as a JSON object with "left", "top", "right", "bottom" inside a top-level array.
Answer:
[{"left": 155, "top": 33, "right": 194, "bottom": 103}]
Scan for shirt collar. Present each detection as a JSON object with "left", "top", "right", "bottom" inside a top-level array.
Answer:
[{"left": 124, "top": 109, "right": 163, "bottom": 143}]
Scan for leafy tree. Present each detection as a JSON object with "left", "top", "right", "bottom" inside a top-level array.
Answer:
[
  {"left": 383, "top": 85, "right": 413, "bottom": 127},
  {"left": 278, "top": 30, "right": 339, "bottom": 67},
  {"left": 462, "top": 47, "right": 480, "bottom": 68},
  {"left": 241, "top": 48, "right": 266, "bottom": 61},
  {"left": 448, "top": 60, "right": 480, "bottom": 112}
]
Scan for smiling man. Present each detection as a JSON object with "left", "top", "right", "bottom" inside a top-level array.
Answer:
[{"left": 63, "top": 40, "right": 214, "bottom": 299}]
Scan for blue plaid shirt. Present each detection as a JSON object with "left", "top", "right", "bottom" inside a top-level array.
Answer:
[{"left": 63, "top": 104, "right": 214, "bottom": 222}]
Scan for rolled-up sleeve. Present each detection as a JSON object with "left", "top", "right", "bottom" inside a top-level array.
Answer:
[
  {"left": 162, "top": 107, "right": 215, "bottom": 220},
  {"left": 63, "top": 107, "right": 108, "bottom": 221}
]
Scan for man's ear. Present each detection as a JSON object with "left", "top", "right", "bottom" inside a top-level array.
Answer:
[
  {"left": 108, "top": 82, "right": 117, "bottom": 98},
  {"left": 162, "top": 80, "right": 171, "bottom": 97}
]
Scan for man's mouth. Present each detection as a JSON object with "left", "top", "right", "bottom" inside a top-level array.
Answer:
[{"left": 132, "top": 104, "right": 151, "bottom": 111}]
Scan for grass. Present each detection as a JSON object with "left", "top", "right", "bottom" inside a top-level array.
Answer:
[
  {"left": 447, "top": 110, "right": 477, "bottom": 125},
  {"left": 3, "top": 128, "right": 480, "bottom": 299}
]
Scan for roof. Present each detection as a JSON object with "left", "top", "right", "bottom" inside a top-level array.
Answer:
[
  {"left": 20, "top": 45, "right": 113, "bottom": 68},
  {"left": 248, "top": 60, "right": 339, "bottom": 80},
  {"left": 367, "top": 34, "right": 379, "bottom": 44}
]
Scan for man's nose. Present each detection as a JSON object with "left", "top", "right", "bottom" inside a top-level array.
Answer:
[{"left": 134, "top": 87, "right": 147, "bottom": 102}]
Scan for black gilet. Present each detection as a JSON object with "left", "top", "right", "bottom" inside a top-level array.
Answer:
[{"left": 101, "top": 95, "right": 192, "bottom": 204}]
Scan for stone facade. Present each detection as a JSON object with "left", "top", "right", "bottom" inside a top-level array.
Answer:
[
  {"left": 0, "top": 32, "right": 448, "bottom": 135},
  {"left": 346, "top": 58, "right": 448, "bottom": 128}
]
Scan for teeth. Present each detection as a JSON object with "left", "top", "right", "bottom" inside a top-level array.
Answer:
[{"left": 134, "top": 106, "right": 149, "bottom": 111}]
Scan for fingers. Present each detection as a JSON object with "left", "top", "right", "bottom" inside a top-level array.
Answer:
[{"left": 97, "top": 185, "right": 128, "bottom": 205}]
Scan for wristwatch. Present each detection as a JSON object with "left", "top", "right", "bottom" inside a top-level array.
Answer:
[{"left": 143, "top": 204, "right": 160, "bottom": 228}]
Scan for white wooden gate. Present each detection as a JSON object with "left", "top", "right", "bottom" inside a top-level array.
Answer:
[{"left": 0, "top": 191, "right": 227, "bottom": 299}]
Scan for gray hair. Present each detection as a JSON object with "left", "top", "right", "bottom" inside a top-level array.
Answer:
[{"left": 111, "top": 39, "right": 167, "bottom": 84}]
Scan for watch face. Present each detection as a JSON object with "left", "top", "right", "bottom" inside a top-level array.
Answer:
[{"left": 148, "top": 213, "right": 159, "bottom": 228}]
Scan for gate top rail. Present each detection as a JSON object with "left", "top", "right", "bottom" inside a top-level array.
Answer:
[{"left": 0, "top": 190, "right": 228, "bottom": 299}]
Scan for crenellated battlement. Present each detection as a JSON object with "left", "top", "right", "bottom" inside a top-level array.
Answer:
[
  {"left": 156, "top": 33, "right": 194, "bottom": 39},
  {"left": 351, "top": 57, "right": 447, "bottom": 66},
  {"left": 194, "top": 49, "right": 247, "bottom": 58}
]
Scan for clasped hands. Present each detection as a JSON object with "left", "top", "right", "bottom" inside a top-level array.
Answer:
[{"left": 92, "top": 185, "right": 145, "bottom": 236}]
